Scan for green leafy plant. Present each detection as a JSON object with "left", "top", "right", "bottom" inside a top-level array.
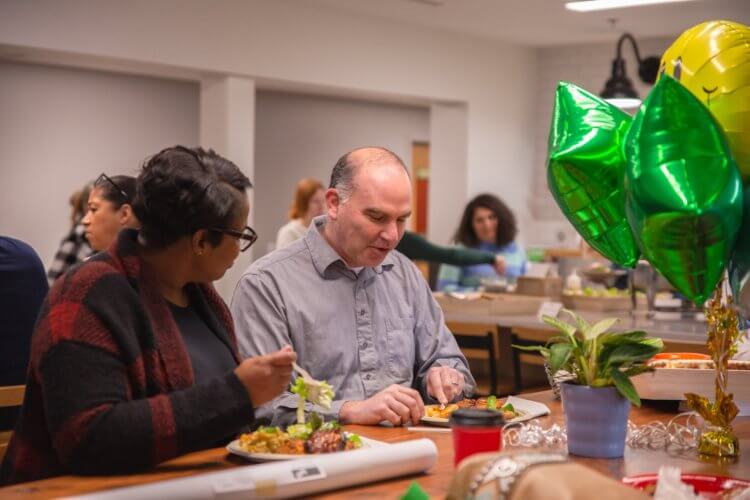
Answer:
[{"left": 514, "top": 309, "right": 664, "bottom": 406}]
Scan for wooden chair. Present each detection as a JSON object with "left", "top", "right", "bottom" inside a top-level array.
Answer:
[
  {"left": 509, "top": 326, "right": 555, "bottom": 393},
  {"left": 0, "top": 385, "right": 25, "bottom": 461},
  {"left": 447, "top": 322, "right": 499, "bottom": 396}
]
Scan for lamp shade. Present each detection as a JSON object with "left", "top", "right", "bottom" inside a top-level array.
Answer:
[{"left": 601, "top": 59, "right": 638, "bottom": 98}]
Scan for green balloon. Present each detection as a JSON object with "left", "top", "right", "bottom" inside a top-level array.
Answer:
[
  {"left": 625, "top": 76, "right": 743, "bottom": 304},
  {"left": 547, "top": 81, "right": 640, "bottom": 267}
]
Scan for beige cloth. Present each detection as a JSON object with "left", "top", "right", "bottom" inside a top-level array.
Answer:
[{"left": 448, "top": 452, "right": 649, "bottom": 500}]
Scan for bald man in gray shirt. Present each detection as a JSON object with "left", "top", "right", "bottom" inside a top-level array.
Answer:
[{"left": 231, "top": 147, "right": 474, "bottom": 426}]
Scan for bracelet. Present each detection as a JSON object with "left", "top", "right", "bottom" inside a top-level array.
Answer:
[{"left": 467, "top": 451, "right": 567, "bottom": 499}]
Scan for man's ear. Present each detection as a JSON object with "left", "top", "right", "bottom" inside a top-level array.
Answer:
[
  {"left": 191, "top": 229, "right": 209, "bottom": 256},
  {"left": 325, "top": 188, "right": 341, "bottom": 221}
]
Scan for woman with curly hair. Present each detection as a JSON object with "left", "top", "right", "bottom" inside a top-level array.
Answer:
[
  {"left": 1, "top": 146, "right": 296, "bottom": 485},
  {"left": 437, "top": 193, "right": 527, "bottom": 291}
]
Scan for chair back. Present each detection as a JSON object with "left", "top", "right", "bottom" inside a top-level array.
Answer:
[{"left": 0, "top": 384, "right": 25, "bottom": 461}]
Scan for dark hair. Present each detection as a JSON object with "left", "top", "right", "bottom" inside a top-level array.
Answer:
[
  {"left": 94, "top": 175, "right": 136, "bottom": 209},
  {"left": 133, "top": 146, "right": 252, "bottom": 249},
  {"left": 329, "top": 147, "right": 407, "bottom": 201},
  {"left": 454, "top": 193, "right": 517, "bottom": 248}
]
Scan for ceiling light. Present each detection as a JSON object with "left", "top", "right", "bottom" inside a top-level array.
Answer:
[
  {"left": 600, "top": 33, "right": 660, "bottom": 110},
  {"left": 565, "top": 0, "right": 698, "bottom": 12}
]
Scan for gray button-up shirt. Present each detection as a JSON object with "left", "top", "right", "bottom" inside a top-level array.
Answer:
[{"left": 231, "top": 216, "right": 475, "bottom": 426}]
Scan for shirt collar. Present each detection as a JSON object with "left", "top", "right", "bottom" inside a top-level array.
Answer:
[{"left": 304, "top": 215, "right": 396, "bottom": 277}]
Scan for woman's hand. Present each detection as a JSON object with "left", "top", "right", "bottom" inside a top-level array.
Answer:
[
  {"left": 493, "top": 255, "right": 506, "bottom": 275},
  {"left": 235, "top": 346, "right": 296, "bottom": 407}
]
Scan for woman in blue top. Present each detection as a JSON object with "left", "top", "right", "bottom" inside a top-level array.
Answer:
[{"left": 438, "top": 193, "right": 527, "bottom": 291}]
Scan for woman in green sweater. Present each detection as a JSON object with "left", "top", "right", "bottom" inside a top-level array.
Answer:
[{"left": 396, "top": 231, "right": 505, "bottom": 273}]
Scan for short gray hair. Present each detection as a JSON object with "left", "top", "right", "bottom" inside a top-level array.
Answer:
[{"left": 328, "top": 147, "right": 408, "bottom": 203}]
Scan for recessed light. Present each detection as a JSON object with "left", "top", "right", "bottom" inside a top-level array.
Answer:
[{"left": 565, "top": 0, "right": 698, "bottom": 12}]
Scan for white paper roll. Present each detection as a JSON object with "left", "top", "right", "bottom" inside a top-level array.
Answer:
[{"left": 65, "top": 438, "right": 438, "bottom": 499}]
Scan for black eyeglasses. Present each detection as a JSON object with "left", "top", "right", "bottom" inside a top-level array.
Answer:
[
  {"left": 211, "top": 225, "right": 258, "bottom": 252},
  {"left": 95, "top": 173, "right": 129, "bottom": 200}
]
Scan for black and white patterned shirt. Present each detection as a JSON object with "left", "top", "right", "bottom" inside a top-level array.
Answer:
[{"left": 46, "top": 221, "right": 93, "bottom": 285}]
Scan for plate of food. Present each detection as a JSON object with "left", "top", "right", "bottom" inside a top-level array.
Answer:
[
  {"left": 421, "top": 395, "right": 550, "bottom": 427},
  {"left": 227, "top": 418, "right": 384, "bottom": 462},
  {"left": 228, "top": 365, "right": 384, "bottom": 461},
  {"left": 623, "top": 472, "right": 750, "bottom": 498}
]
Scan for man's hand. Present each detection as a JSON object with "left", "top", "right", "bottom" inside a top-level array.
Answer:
[
  {"left": 493, "top": 255, "right": 506, "bottom": 276},
  {"left": 235, "top": 346, "right": 296, "bottom": 407},
  {"left": 338, "top": 384, "right": 424, "bottom": 426},
  {"left": 426, "top": 366, "right": 465, "bottom": 405}
]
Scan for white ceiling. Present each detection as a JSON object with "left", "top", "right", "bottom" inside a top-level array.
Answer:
[{"left": 310, "top": 0, "right": 750, "bottom": 47}]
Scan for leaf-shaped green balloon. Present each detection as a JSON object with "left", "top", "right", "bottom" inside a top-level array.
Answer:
[
  {"left": 547, "top": 81, "right": 640, "bottom": 267},
  {"left": 625, "top": 76, "right": 743, "bottom": 304}
]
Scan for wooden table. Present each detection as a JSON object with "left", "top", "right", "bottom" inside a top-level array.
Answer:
[{"left": 1, "top": 391, "right": 748, "bottom": 499}]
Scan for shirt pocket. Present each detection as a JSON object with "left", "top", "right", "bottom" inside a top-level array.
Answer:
[{"left": 385, "top": 316, "right": 416, "bottom": 381}]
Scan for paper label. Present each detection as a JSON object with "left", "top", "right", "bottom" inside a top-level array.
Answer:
[
  {"left": 212, "top": 464, "right": 326, "bottom": 498},
  {"left": 537, "top": 301, "right": 563, "bottom": 320}
]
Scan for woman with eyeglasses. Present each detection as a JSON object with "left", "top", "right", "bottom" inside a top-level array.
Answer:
[
  {"left": 1, "top": 146, "right": 295, "bottom": 485},
  {"left": 82, "top": 174, "right": 140, "bottom": 252}
]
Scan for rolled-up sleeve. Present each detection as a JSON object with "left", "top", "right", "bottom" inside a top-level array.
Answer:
[{"left": 411, "top": 270, "right": 475, "bottom": 402}]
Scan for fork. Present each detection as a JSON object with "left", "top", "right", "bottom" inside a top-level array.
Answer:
[{"left": 293, "top": 362, "right": 315, "bottom": 382}]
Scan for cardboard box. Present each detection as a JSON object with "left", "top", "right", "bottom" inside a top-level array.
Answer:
[
  {"left": 561, "top": 294, "right": 632, "bottom": 311},
  {"left": 516, "top": 276, "right": 563, "bottom": 299},
  {"left": 434, "top": 292, "right": 547, "bottom": 316}
]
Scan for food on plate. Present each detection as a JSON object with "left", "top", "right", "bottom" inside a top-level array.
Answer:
[
  {"left": 563, "top": 286, "right": 629, "bottom": 298},
  {"left": 238, "top": 417, "right": 361, "bottom": 455},
  {"left": 425, "top": 396, "right": 523, "bottom": 420},
  {"left": 648, "top": 358, "right": 750, "bottom": 370},
  {"left": 290, "top": 372, "right": 335, "bottom": 424},
  {"left": 587, "top": 262, "right": 610, "bottom": 274},
  {"left": 238, "top": 371, "right": 361, "bottom": 456}
]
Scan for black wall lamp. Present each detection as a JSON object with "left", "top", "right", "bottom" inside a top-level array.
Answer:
[{"left": 601, "top": 33, "right": 661, "bottom": 109}]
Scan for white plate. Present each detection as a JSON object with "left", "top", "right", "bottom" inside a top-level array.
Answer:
[
  {"left": 226, "top": 435, "right": 386, "bottom": 462},
  {"left": 420, "top": 396, "right": 551, "bottom": 427}
]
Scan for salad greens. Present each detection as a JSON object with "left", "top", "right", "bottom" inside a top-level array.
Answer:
[{"left": 290, "top": 376, "right": 335, "bottom": 424}]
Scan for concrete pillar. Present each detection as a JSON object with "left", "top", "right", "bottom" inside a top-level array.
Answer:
[
  {"left": 428, "top": 102, "right": 469, "bottom": 245},
  {"left": 200, "top": 75, "right": 255, "bottom": 302}
]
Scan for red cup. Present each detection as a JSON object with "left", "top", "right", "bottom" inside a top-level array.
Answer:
[{"left": 450, "top": 408, "right": 505, "bottom": 466}]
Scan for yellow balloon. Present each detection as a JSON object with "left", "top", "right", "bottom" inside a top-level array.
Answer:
[{"left": 659, "top": 20, "right": 750, "bottom": 183}]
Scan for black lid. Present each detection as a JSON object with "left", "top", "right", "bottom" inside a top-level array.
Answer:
[{"left": 449, "top": 408, "right": 505, "bottom": 427}]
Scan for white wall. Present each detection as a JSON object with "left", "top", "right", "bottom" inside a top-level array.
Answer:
[
  {"left": 254, "top": 90, "right": 429, "bottom": 258},
  {"left": 526, "top": 36, "right": 675, "bottom": 248},
  {"left": 0, "top": 0, "right": 538, "bottom": 250},
  {"left": 0, "top": 61, "right": 199, "bottom": 267}
]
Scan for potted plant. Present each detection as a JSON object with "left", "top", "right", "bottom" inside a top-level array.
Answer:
[{"left": 515, "top": 309, "right": 664, "bottom": 458}]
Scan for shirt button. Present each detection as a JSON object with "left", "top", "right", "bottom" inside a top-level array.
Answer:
[
  {"left": 360, "top": 342, "right": 368, "bottom": 349},
  {"left": 364, "top": 374, "right": 372, "bottom": 380},
  {"left": 360, "top": 309, "right": 366, "bottom": 316}
]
